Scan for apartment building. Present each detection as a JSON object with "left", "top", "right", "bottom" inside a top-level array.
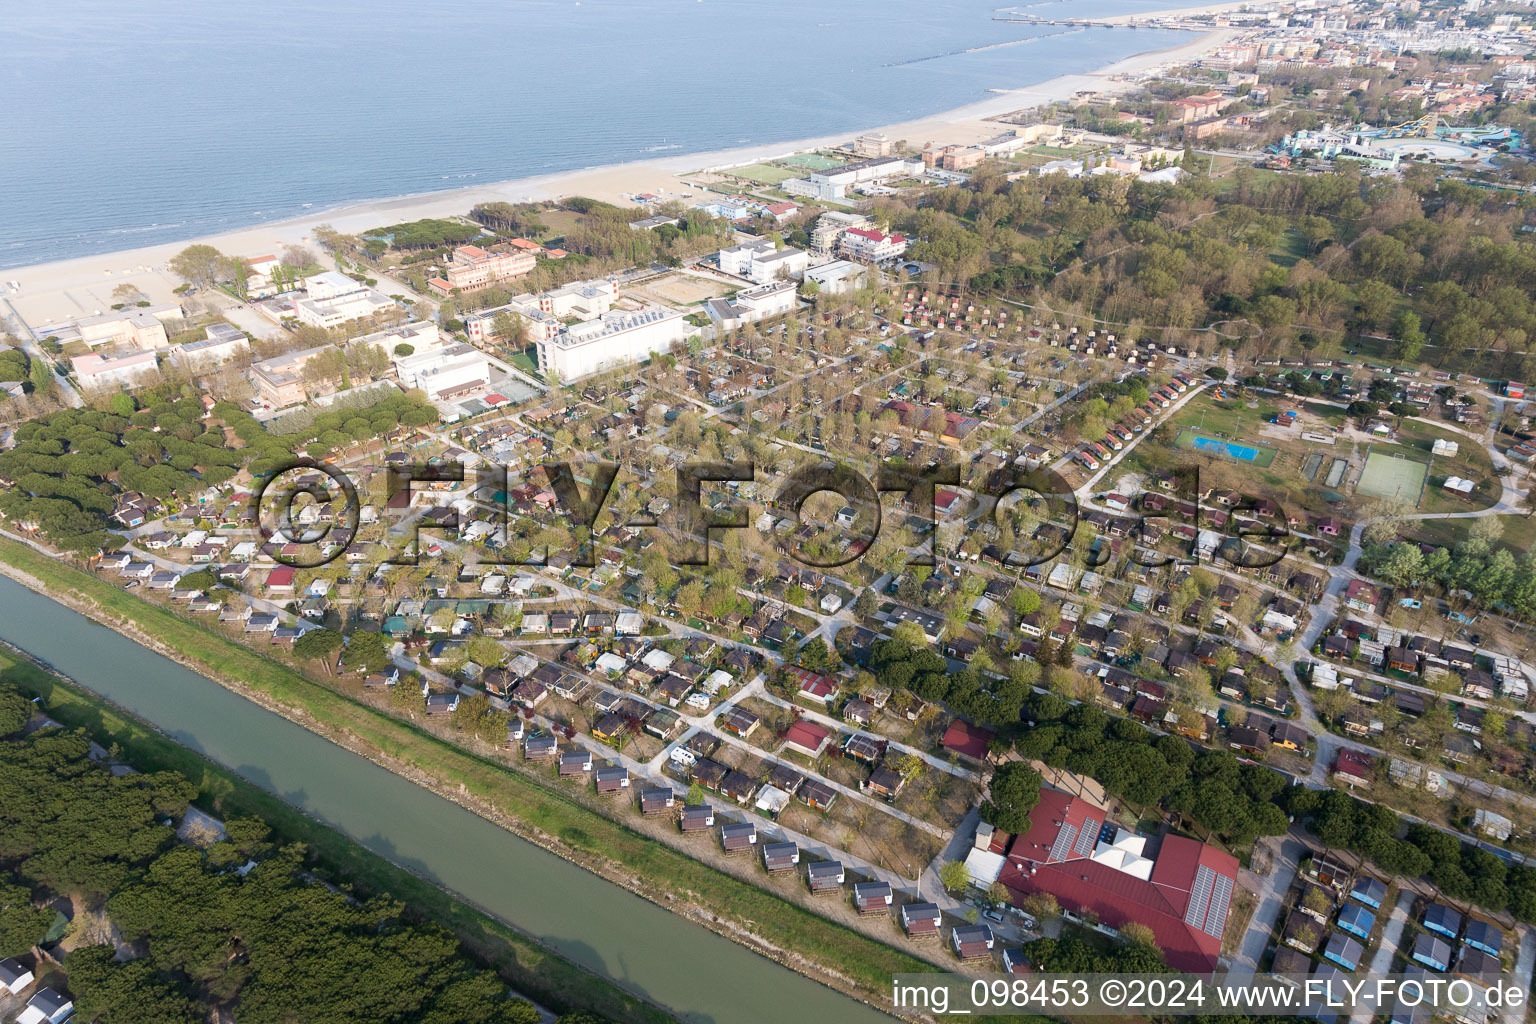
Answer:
[
  {"left": 169, "top": 322, "right": 250, "bottom": 370},
  {"left": 536, "top": 307, "right": 690, "bottom": 381},
  {"left": 36, "top": 303, "right": 184, "bottom": 351},
  {"left": 249, "top": 345, "right": 333, "bottom": 408},
  {"left": 396, "top": 344, "right": 491, "bottom": 402},
  {"left": 71, "top": 350, "right": 159, "bottom": 390},
  {"left": 837, "top": 226, "right": 907, "bottom": 263},
  {"left": 464, "top": 277, "right": 621, "bottom": 345},
  {"left": 704, "top": 280, "right": 797, "bottom": 330},
  {"left": 427, "top": 245, "right": 536, "bottom": 296},
  {"left": 717, "top": 238, "right": 809, "bottom": 283},
  {"left": 854, "top": 132, "right": 893, "bottom": 158},
  {"left": 291, "top": 271, "right": 393, "bottom": 328}
]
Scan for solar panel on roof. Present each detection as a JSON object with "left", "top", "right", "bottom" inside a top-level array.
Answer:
[
  {"left": 1075, "top": 818, "right": 1100, "bottom": 857},
  {"left": 1203, "top": 873, "right": 1234, "bottom": 939},
  {"left": 1185, "top": 865, "right": 1215, "bottom": 927},
  {"left": 1049, "top": 823, "right": 1078, "bottom": 863}
]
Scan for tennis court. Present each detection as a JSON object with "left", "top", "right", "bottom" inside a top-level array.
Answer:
[
  {"left": 1355, "top": 450, "right": 1428, "bottom": 502},
  {"left": 1175, "top": 429, "right": 1276, "bottom": 467}
]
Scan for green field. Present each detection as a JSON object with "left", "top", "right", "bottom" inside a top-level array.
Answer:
[
  {"left": 779, "top": 153, "right": 845, "bottom": 171},
  {"left": 1356, "top": 449, "right": 1429, "bottom": 503},
  {"left": 729, "top": 163, "right": 797, "bottom": 185}
]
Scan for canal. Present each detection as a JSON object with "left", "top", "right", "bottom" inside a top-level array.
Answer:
[{"left": 0, "top": 574, "right": 890, "bottom": 1024}]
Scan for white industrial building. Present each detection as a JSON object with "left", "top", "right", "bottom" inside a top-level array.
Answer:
[
  {"left": 291, "top": 271, "right": 393, "bottom": 328},
  {"left": 717, "top": 238, "right": 809, "bottom": 284},
  {"left": 463, "top": 277, "right": 620, "bottom": 345},
  {"left": 803, "top": 259, "right": 866, "bottom": 295},
  {"left": 536, "top": 307, "right": 691, "bottom": 381},
  {"left": 72, "top": 350, "right": 159, "bottom": 390},
  {"left": 703, "top": 280, "right": 797, "bottom": 330},
  {"left": 395, "top": 344, "right": 491, "bottom": 401},
  {"left": 170, "top": 322, "right": 250, "bottom": 370}
]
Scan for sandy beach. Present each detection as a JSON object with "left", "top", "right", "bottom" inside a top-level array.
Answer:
[{"left": 1, "top": 11, "right": 1239, "bottom": 329}]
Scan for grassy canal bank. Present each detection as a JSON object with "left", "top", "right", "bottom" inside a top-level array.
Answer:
[
  {"left": 0, "top": 539, "right": 952, "bottom": 1016},
  {"left": 0, "top": 641, "right": 671, "bottom": 1024}
]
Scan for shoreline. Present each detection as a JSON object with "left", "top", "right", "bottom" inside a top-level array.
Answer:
[
  {"left": 4, "top": 16, "right": 1237, "bottom": 325},
  {"left": 0, "top": 539, "right": 945, "bottom": 1020}
]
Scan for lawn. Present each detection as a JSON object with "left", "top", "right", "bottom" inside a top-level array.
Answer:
[
  {"left": 0, "top": 540, "right": 948, "bottom": 1009},
  {"left": 728, "top": 163, "right": 796, "bottom": 186}
]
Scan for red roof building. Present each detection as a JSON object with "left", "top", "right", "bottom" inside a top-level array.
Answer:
[
  {"left": 265, "top": 567, "right": 296, "bottom": 591},
  {"left": 996, "top": 790, "right": 1240, "bottom": 972},
  {"left": 783, "top": 720, "right": 832, "bottom": 758},
  {"left": 788, "top": 667, "right": 839, "bottom": 705},
  {"left": 941, "top": 720, "right": 995, "bottom": 763}
]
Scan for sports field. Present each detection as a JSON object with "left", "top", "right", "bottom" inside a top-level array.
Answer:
[
  {"left": 1174, "top": 428, "right": 1276, "bottom": 467},
  {"left": 1355, "top": 450, "right": 1428, "bottom": 502},
  {"left": 779, "top": 153, "right": 844, "bottom": 171},
  {"left": 729, "top": 163, "right": 796, "bottom": 185}
]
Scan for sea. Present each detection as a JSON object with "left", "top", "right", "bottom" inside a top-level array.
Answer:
[{"left": 0, "top": 0, "right": 1192, "bottom": 269}]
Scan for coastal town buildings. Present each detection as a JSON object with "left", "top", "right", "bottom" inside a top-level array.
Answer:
[
  {"left": 428, "top": 245, "right": 536, "bottom": 297},
  {"left": 291, "top": 271, "right": 393, "bottom": 328},
  {"left": 71, "top": 350, "right": 159, "bottom": 390},
  {"left": 535, "top": 306, "right": 691, "bottom": 380}
]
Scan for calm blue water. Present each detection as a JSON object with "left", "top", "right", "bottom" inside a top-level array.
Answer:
[{"left": 1, "top": 0, "right": 1189, "bottom": 269}]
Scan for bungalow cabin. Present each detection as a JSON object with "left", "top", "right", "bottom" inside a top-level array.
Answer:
[
  {"left": 843, "top": 732, "right": 884, "bottom": 764},
  {"left": 1336, "top": 903, "right": 1375, "bottom": 941},
  {"left": 1422, "top": 902, "right": 1462, "bottom": 940},
  {"left": 762, "top": 840, "right": 800, "bottom": 872},
  {"left": 769, "top": 763, "right": 804, "bottom": 795},
  {"left": 1272, "top": 720, "right": 1310, "bottom": 752},
  {"left": 1228, "top": 725, "right": 1270, "bottom": 755},
  {"left": 719, "top": 770, "right": 758, "bottom": 805},
  {"left": 1307, "top": 852, "right": 1354, "bottom": 891},
  {"left": 1284, "top": 911, "right": 1324, "bottom": 953},
  {"left": 525, "top": 734, "right": 559, "bottom": 762},
  {"left": 1002, "top": 947, "right": 1030, "bottom": 974},
  {"left": 791, "top": 668, "right": 839, "bottom": 707},
  {"left": 510, "top": 680, "right": 549, "bottom": 708},
  {"left": 843, "top": 698, "right": 875, "bottom": 727},
  {"left": 680, "top": 803, "right": 715, "bottom": 833},
  {"left": 1411, "top": 932, "right": 1453, "bottom": 972},
  {"left": 1332, "top": 749, "right": 1375, "bottom": 788},
  {"left": 720, "top": 821, "right": 757, "bottom": 853},
  {"left": 644, "top": 707, "right": 682, "bottom": 739},
  {"left": 590, "top": 713, "right": 628, "bottom": 744},
  {"left": 854, "top": 880, "right": 893, "bottom": 915},
  {"left": 1455, "top": 947, "right": 1501, "bottom": 983},
  {"left": 800, "top": 779, "right": 838, "bottom": 812},
  {"left": 558, "top": 749, "right": 593, "bottom": 777},
  {"left": 691, "top": 757, "right": 728, "bottom": 792},
  {"left": 807, "top": 860, "right": 844, "bottom": 895},
  {"left": 720, "top": 706, "right": 760, "bottom": 738},
  {"left": 0, "top": 958, "right": 34, "bottom": 995},
  {"left": 641, "top": 786, "right": 676, "bottom": 815},
  {"left": 16, "top": 988, "right": 72, "bottom": 1024},
  {"left": 865, "top": 764, "right": 906, "bottom": 800},
  {"left": 1350, "top": 875, "right": 1386, "bottom": 910},
  {"left": 784, "top": 720, "right": 832, "bottom": 758},
  {"left": 424, "top": 692, "right": 460, "bottom": 716},
  {"left": 1462, "top": 917, "right": 1502, "bottom": 957},
  {"left": 1271, "top": 947, "right": 1312, "bottom": 979},
  {"left": 1322, "top": 930, "right": 1364, "bottom": 971},
  {"left": 595, "top": 765, "right": 630, "bottom": 793},
  {"left": 1395, "top": 690, "right": 1426, "bottom": 717},
  {"left": 952, "top": 924, "right": 995, "bottom": 962},
  {"left": 901, "top": 901, "right": 942, "bottom": 938}
]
